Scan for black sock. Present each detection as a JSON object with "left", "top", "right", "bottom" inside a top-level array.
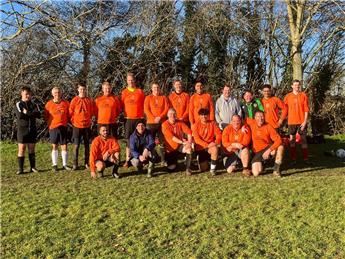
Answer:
[
  {"left": 84, "top": 144, "right": 89, "bottom": 165},
  {"left": 186, "top": 153, "right": 192, "bottom": 170},
  {"left": 211, "top": 159, "right": 217, "bottom": 165},
  {"left": 18, "top": 156, "right": 25, "bottom": 172},
  {"left": 73, "top": 145, "right": 79, "bottom": 166},
  {"left": 29, "top": 153, "right": 36, "bottom": 169},
  {"left": 273, "top": 163, "right": 281, "bottom": 172}
]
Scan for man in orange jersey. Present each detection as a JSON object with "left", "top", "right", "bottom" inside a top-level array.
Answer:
[
  {"left": 168, "top": 79, "right": 190, "bottom": 124},
  {"left": 69, "top": 82, "right": 95, "bottom": 170},
  {"left": 192, "top": 108, "right": 221, "bottom": 176},
  {"left": 284, "top": 79, "right": 310, "bottom": 165},
  {"left": 248, "top": 111, "right": 284, "bottom": 177},
  {"left": 215, "top": 84, "right": 242, "bottom": 130},
  {"left": 162, "top": 108, "right": 193, "bottom": 175},
  {"left": 222, "top": 115, "right": 251, "bottom": 176},
  {"left": 189, "top": 81, "right": 214, "bottom": 126},
  {"left": 45, "top": 87, "right": 71, "bottom": 172},
  {"left": 261, "top": 84, "right": 287, "bottom": 133},
  {"left": 144, "top": 82, "right": 169, "bottom": 164},
  {"left": 94, "top": 81, "right": 121, "bottom": 137},
  {"left": 121, "top": 72, "right": 145, "bottom": 167},
  {"left": 89, "top": 125, "right": 121, "bottom": 179}
]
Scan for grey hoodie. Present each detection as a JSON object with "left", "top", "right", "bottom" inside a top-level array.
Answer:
[{"left": 215, "top": 95, "right": 242, "bottom": 130}]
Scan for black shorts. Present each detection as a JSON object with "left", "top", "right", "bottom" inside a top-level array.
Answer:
[
  {"left": 146, "top": 123, "right": 164, "bottom": 143},
  {"left": 125, "top": 119, "right": 143, "bottom": 139},
  {"left": 223, "top": 151, "right": 242, "bottom": 168},
  {"left": 72, "top": 127, "right": 91, "bottom": 145},
  {"left": 17, "top": 128, "right": 37, "bottom": 144},
  {"left": 251, "top": 146, "right": 272, "bottom": 164},
  {"left": 196, "top": 150, "right": 210, "bottom": 163},
  {"left": 95, "top": 160, "right": 115, "bottom": 168},
  {"left": 288, "top": 124, "right": 307, "bottom": 136},
  {"left": 49, "top": 126, "right": 68, "bottom": 145},
  {"left": 97, "top": 123, "right": 117, "bottom": 137},
  {"left": 165, "top": 146, "right": 185, "bottom": 165}
]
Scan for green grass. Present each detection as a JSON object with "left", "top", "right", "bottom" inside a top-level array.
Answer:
[{"left": 1, "top": 136, "right": 345, "bottom": 258}]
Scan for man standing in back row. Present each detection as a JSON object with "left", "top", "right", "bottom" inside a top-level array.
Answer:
[
  {"left": 284, "top": 79, "right": 310, "bottom": 164},
  {"left": 261, "top": 84, "right": 287, "bottom": 133},
  {"left": 45, "top": 87, "right": 71, "bottom": 172},
  {"left": 215, "top": 84, "right": 242, "bottom": 130},
  {"left": 69, "top": 82, "right": 95, "bottom": 170},
  {"left": 94, "top": 81, "right": 121, "bottom": 137},
  {"left": 189, "top": 81, "right": 214, "bottom": 126},
  {"left": 121, "top": 72, "right": 145, "bottom": 168},
  {"left": 168, "top": 79, "right": 190, "bottom": 124}
]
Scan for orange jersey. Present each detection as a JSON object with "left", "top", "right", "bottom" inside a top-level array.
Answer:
[
  {"left": 144, "top": 94, "right": 170, "bottom": 123},
  {"left": 222, "top": 124, "right": 251, "bottom": 153},
  {"left": 45, "top": 100, "right": 69, "bottom": 129},
  {"left": 189, "top": 93, "right": 215, "bottom": 124},
  {"left": 162, "top": 120, "right": 192, "bottom": 152},
  {"left": 261, "top": 97, "right": 287, "bottom": 129},
  {"left": 94, "top": 95, "right": 121, "bottom": 124},
  {"left": 192, "top": 121, "right": 221, "bottom": 150},
  {"left": 121, "top": 88, "right": 145, "bottom": 119},
  {"left": 69, "top": 96, "right": 95, "bottom": 128},
  {"left": 168, "top": 92, "right": 190, "bottom": 122},
  {"left": 284, "top": 92, "right": 309, "bottom": 125},
  {"left": 247, "top": 120, "right": 282, "bottom": 153},
  {"left": 89, "top": 136, "right": 120, "bottom": 172}
]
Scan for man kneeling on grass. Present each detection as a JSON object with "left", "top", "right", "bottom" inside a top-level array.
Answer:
[
  {"left": 89, "top": 125, "right": 120, "bottom": 179},
  {"left": 162, "top": 108, "right": 193, "bottom": 175},
  {"left": 129, "top": 121, "right": 156, "bottom": 178},
  {"left": 222, "top": 115, "right": 251, "bottom": 176},
  {"left": 192, "top": 108, "right": 222, "bottom": 176},
  {"left": 247, "top": 111, "right": 284, "bottom": 177}
]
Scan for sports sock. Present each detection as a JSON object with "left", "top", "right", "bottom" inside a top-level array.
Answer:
[
  {"left": 84, "top": 144, "right": 90, "bottom": 165},
  {"left": 302, "top": 148, "right": 309, "bottom": 160},
  {"left": 52, "top": 150, "right": 58, "bottom": 166},
  {"left": 273, "top": 162, "right": 281, "bottom": 172},
  {"left": 186, "top": 153, "right": 192, "bottom": 170},
  {"left": 29, "top": 153, "right": 36, "bottom": 169},
  {"left": 290, "top": 146, "right": 297, "bottom": 160},
  {"left": 18, "top": 156, "right": 25, "bottom": 172},
  {"left": 210, "top": 159, "right": 217, "bottom": 170},
  {"left": 61, "top": 150, "right": 68, "bottom": 166},
  {"left": 73, "top": 145, "right": 79, "bottom": 166}
]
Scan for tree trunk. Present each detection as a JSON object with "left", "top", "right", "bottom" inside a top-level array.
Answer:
[{"left": 291, "top": 42, "right": 303, "bottom": 81}]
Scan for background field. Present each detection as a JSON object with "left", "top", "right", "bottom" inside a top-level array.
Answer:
[{"left": 1, "top": 136, "right": 345, "bottom": 258}]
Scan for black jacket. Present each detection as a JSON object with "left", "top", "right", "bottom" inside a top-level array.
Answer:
[{"left": 15, "top": 100, "right": 41, "bottom": 133}]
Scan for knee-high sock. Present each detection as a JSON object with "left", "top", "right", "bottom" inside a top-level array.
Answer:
[
  {"left": 290, "top": 146, "right": 297, "bottom": 160},
  {"left": 73, "top": 145, "right": 79, "bottom": 166},
  {"left": 61, "top": 150, "right": 68, "bottom": 166},
  {"left": 52, "top": 150, "right": 58, "bottom": 166},
  {"left": 29, "top": 153, "right": 36, "bottom": 169},
  {"left": 302, "top": 148, "right": 309, "bottom": 160},
  {"left": 18, "top": 156, "right": 24, "bottom": 172}
]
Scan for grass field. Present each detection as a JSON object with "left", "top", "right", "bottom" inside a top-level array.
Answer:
[{"left": 1, "top": 136, "right": 345, "bottom": 258}]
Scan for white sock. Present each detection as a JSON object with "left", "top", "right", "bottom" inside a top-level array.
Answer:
[
  {"left": 61, "top": 150, "right": 68, "bottom": 166},
  {"left": 210, "top": 164, "right": 216, "bottom": 170},
  {"left": 52, "top": 150, "right": 58, "bottom": 166}
]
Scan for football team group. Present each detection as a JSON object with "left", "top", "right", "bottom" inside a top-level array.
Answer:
[{"left": 15, "top": 73, "right": 310, "bottom": 179}]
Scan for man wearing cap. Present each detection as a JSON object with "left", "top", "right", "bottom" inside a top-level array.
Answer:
[{"left": 129, "top": 121, "right": 156, "bottom": 177}]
